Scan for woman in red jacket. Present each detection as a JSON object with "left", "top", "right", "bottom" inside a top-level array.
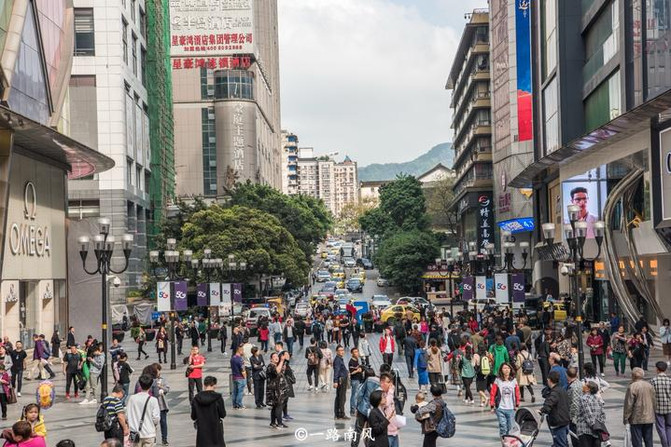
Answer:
[{"left": 586, "top": 327, "right": 605, "bottom": 376}]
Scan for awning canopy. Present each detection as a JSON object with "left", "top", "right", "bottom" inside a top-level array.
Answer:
[
  {"left": 422, "top": 272, "right": 461, "bottom": 280},
  {"left": 509, "top": 90, "right": 671, "bottom": 188},
  {"left": 0, "top": 105, "right": 114, "bottom": 179}
]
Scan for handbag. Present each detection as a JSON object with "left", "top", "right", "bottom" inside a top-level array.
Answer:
[
  {"left": 6, "top": 387, "right": 16, "bottom": 404},
  {"left": 591, "top": 420, "right": 610, "bottom": 442},
  {"left": 129, "top": 396, "right": 151, "bottom": 443}
]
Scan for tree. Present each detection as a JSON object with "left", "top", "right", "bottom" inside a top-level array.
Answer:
[
  {"left": 359, "top": 207, "right": 395, "bottom": 238},
  {"left": 378, "top": 175, "right": 429, "bottom": 231},
  {"left": 425, "top": 176, "right": 459, "bottom": 243},
  {"left": 338, "top": 199, "right": 377, "bottom": 234},
  {"left": 154, "top": 197, "right": 208, "bottom": 249},
  {"left": 375, "top": 230, "right": 439, "bottom": 294},
  {"left": 180, "top": 205, "right": 310, "bottom": 287}
]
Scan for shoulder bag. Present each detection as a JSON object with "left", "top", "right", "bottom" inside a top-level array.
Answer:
[{"left": 129, "top": 396, "right": 151, "bottom": 443}]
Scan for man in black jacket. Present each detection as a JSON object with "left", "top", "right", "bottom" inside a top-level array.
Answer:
[
  {"left": 333, "top": 345, "right": 349, "bottom": 419},
  {"left": 191, "top": 376, "right": 226, "bottom": 446},
  {"left": 535, "top": 327, "right": 553, "bottom": 385},
  {"left": 403, "top": 333, "right": 418, "bottom": 378},
  {"left": 540, "top": 370, "right": 570, "bottom": 447}
]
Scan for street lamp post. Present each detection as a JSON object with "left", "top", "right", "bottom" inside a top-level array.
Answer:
[
  {"left": 225, "top": 255, "right": 247, "bottom": 346},
  {"left": 542, "top": 210, "right": 605, "bottom": 379},
  {"left": 77, "top": 218, "right": 133, "bottom": 401},
  {"left": 149, "top": 238, "right": 193, "bottom": 370},
  {"left": 199, "top": 251, "right": 222, "bottom": 352}
]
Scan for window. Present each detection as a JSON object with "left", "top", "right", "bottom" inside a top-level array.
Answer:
[
  {"left": 74, "top": 8, "right": 95, "bottom": 56},
  {"left": 214, "top": 70, "right": 254, "bottom": 99},
  {"left": 139, "top": 8, "right": 146, "bottom": 39},
  {"left": 136, "top": 166, "right": 142, "bottom": 191},
  {"left": 140, "top": 46, "right": 146, "bottom": 86},
  {"left": 543, "top": 76, "right": 559, "bottom": 154},
  {"left": 202, "top": 107, "right": 217, "bottom": 196},
  {"left": 541, "top": 0, "right": 557, "bottom": 79},
  {"left": 127, "top": 158, "right": 134, "bottom": 187},
  {"left": 583, "top": 0, "right": 619, "bottom": 81},
  {"left": 584, "top": 70, "right": 621, "bottom": 131},
  {"left": 131, "top": 0, "right": 136, "bottom": 22},
  {"left": 132, "top": 33, "right": 137, "bottom": 76},
  {"left": 646, "top": 0, "right": 671, "bottom": 98},
  {"left": 122, "top": 19, "right": 128, "bottom": 65}
]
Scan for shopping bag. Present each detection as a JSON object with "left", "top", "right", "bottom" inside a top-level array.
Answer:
[{"left": 624, "top": 424, "right": 632, "bottom": 447}]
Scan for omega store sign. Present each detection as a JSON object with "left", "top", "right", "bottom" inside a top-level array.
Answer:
[{"left": 0, "top": 154, "right": 66, "bottom": 340}]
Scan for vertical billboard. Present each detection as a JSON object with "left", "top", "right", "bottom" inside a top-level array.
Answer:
[
  {"left": 196, "top": 283, "right": 208, "bottom": 306},
  {"left": 462, "top": 276, "right": 475, "bottom": 301},
  {"left": 494, "top": 273, "right": 509, "bottom": 304},
  {"left": 491, "top": 0, "right": 510, "bottom": 151},
  {"left": 515, "top": 0, "right": 533, "bottom": 141},
  {"left": 174, "top": 281, "right": 188, "bottom": 311},
  {"left": 475, "top": 276, "right": 487, "bottom": 300},
  {"left": 511, "top": 273, "right": 526, "bottom": 303},
  {"left": 209, "top": 283, "right": 222, "bottom": 306},
  {"left": 477, "top": 194, "right": 494, "bottom": 252},
  {"left": 157, "top": 282, "right": 171, "bottom": 312}
]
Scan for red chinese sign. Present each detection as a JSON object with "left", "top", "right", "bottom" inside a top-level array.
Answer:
[
  {"left": 171, "top": 32, "right": 253, "bottom": 54},
  {"left": 172, "top": 56, "right": 252, "bottom": 70}
]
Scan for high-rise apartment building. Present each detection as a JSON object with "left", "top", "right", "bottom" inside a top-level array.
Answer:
[
  {"left": 296, "top": 148, "right": 319, "bottom": 198},
  {"left": 333, "top": 156, "right": 358, "bottom": 217},
  {"left": 281, "top": 131, "right": 299, "bottom": 195},
  {"left": 446, "top": 9, "right": 493, "bottom": 252},
  {"left": 171, "top": 0, "right": 282, "bottom": 199},
  {"left": 68, "top": 0, "right": 154, "bottom": 305}
]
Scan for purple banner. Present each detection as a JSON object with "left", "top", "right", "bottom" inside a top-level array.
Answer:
[
  {"left": 196, "top": 283, "right": 208, "bottom": 307},
  {"left": 232, "top": 283, "right": 242, "bottom": 303},
  {"left": 512, "top": 273, "right": 526, "bottom": 303},
  {"left": 462, "top": 276, "right": 475, "bottom": 301},
  {"left": 174, "top": 281, "right": 188, "bottom": 311}
]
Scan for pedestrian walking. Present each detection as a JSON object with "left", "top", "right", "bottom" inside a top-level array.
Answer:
[
  {"left": 460, "top": 345, "right": 476, "bottom": 405},
  {"left": 348, "top": 348, "right": 364, "bottom": 417},
  {"left": 0, "top": 364, "right": 10, "bottom": 420},
  {"left": 426, "top": 340, "right": 442, "bottom": 388},
  {"left": 135, "top": 327, "right": 149, "bottom": 361},
  {"left": 190, "top": 376, "right": 226, "bottom": 446},
  {"left": 28, "top": 334, "right": 54, "bottom": 380},
  {"left": 490, "top": 362, "right": 519, "bottom": 436},
  {"left": 126, "top": 374, "right": 160, "bottom": 447},
  {"left": 381, "top": 372, "right": 401, "bottom": 447},
  {"left": 175, "top": 321, "right": 184, "bottom": 356},
  {"left": 154, "top": 366, "right": 170, "bottom": 446},
  {"left": 83, "top": 343, "right": 104, "bottom": 405},
  {"left": 540, "top": 370, "right": 571, "bottom": 447},
  {"left": 305, "top": 338, "right": 322, "bottom": 391},
  {"left": 652, "top": 361, "right": 671, "bottom": 447},
  {"left": 359, "top": 333, "right": 372, "bottom": 367},
  {"left": 241, "top": 338, "right": 254, "bottom": 395},
  {"left": 414, "top": 385, "right": 446, "bottom": 447},
  {"left": 587, "top": 328, "right": 605, "bottom": 376},
  {"left": 258, "top": 323, "right": 269, "bottom": 353},
  {"left": 266, "top": 351, "right": 289, "bottom": 429},
  {"left": 318, "top": 341, "right": 333, "bottom": 392},
  {"left": 62, "top": 345, "right": 82, "bottom": 400},
  {"left": 250, "top": 347, "right": 266, "bottom": 408},
  {"left": 283, "top": 320, "right": 295, "bottom": 356},
  {"left": 611, "top": 325, "right": 628, "bottom": 377},
  {"left": 567, "top": 367, "right": 582, "bottom": 446},
  {"left": 367, "top": 390, "right": 391, "bottom": 447},
  {"left": 623, "top": 367, "right": 656, "bottom": 447},
  {"left": 99, "top": 384, "right": 129, "bottom": 444},
  {"left": 662, "top": 320, "right": 671, "bottom": 365},
  {"left": 333, "top": 345, "right": 349, "bottom": 420},
  {"left": 50, "top": 331, "right": 61, "bottom": 362},
  {"left": 380, "top": 328, "right": 395, "bottom": 366},
  {"left": 9, "top": 342, "right": 26, "bottom": 397},
  {"left": 189, "top": 321, "right": 199, "bottom": 348},
  {"left": 351, "top": 370, "right": 382, "bottom": 447},
  {"left": 403, "top": 332, "right": 417, "bottom": 379},
  {"left": 515, "top": 343, "right": 536, "bottom": 403},
  {"left": 155, "top": 327, "right": 168, "bottom": 364},
  {"left": 187, "top": 346, "right": 205, "bottom": 403},
  {"left": 414, "top": 340, "right": 429, "bottom": 392},
  {"left": 535, "top": 327, "right": 552, "bottom": 385},
  {"left": 230, "top": 345, "right": 246, "bottom": 409},
  {"left": 66, "top": 327, "right": 76, "bottom": 349},
  {"left": 115, "top": 353, "right": 133, "bottom": 406}
]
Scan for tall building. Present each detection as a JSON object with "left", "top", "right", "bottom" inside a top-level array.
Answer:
[
  {"left": 281, "top": 131, "right": 299, "bottom": 195},
  {"left": 171, "top": 0, "right": 282, "bottom": 199},
  {"left": 0, "top": 0, "right": 113, "bottom": 345},
  {"left": 446, "top": 9, "right": 493, "bottom": 253},
  {"left": 68, "top": 0, "right": 154, "bottom": 306},
  {"left": 509, "top": 0, "right": 671, "bottom": 325},
  {"left": 295, "top": 148, "right": 358, "bottom": 217}
]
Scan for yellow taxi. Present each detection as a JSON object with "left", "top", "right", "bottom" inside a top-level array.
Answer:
[
  {"left": 543, "top": 301, "right": 568, "bottom": 321},
  {"left": 352, "top": 271, "right": 366, "bottom": 281},
  {"left": 380, "top": 305, "right": 421, "bottom": 324},
  {"left": 332, "top": 271, "right": 345, "bottom": 279},
  {"left": 336, "top": 279, "right": 346, "bottom": 289},
  {"left": 321, "top": 251, "right": 327, "bottom": 259}
]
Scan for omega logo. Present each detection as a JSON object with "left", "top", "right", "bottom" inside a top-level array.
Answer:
[
  {"left": 9, "top": 181, "right": 51, "bottom": 257},
  {"left": 666, "top": 152, "right": 671, "bottom": 174}
]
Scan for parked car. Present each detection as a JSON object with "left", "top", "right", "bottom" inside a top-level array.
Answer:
[
  {"left": 395, "top": 296, "right": 432, "bottom": 310},
  {"left": 346, "top": 278, "right": 364, "bottom": 293},
  {"left": 371, "top": 295, "right": 392, "bottom": 309},
  {"left": 245, "top": 307, "right": 272, "bottom": 335},
  {"left": 380, "top": 305, "right": 421, "bottom": 324},
  {"left": 294, "top": 302, "right": 311, "bottom": 318},
  {"left": 376, "top": 277, "right": 390, "bottom": 287},
  {"left": 356, "top": 258, "right": 374, "bottom": 269},
  {"left": 316, "top": 270, "right": 331, "bottom": 282}
]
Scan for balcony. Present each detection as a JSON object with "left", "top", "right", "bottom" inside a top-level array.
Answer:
[
  {"left": 451, "top": 52, "right": 489, "bottom": 106},
  {"left": 453, "top": 91, "right": 491, "bottom": 135},
  {"left": 452, "top": 165, "right": 493, "bottom": 198},
  {"left": 453, "top": 141, "right": 492, "bottom": 172},
  {"left": 453, "top": 117, "right": 492, "bottom": 148}
]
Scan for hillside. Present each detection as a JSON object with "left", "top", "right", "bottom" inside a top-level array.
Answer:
[{"left": 358, "top": 143, "right": 454, "bottom": 181}]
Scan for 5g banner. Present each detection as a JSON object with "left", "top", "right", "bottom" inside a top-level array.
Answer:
[
  {"left": 196, "top": 283, "right": 208, "bottom": 307},
  {"left": 209, "top": 283, "right": 221, "bottom": 306},
  {"left": 494, "top": 273, "right": 509, "bottom": 304},
  {"left": 462, "top": 276, "right": 474, "bottom": 301},
  {"left": 512, "top": 273, "right": 526, "bottom": 302},
  {"left": 157, "top": 282, "right": 171, "bottom": 312},
  {"left": 174, "top": 281, "right": 188, "bottom": 311},
  {"left": 475, "top": 276, "right": 487, "bottom": 300}
]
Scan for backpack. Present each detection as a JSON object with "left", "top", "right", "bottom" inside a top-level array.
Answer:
[
  {"left": 94, "top": 402, "right": 117, "bottom": 432},
  {"left": 307, "top": 348, "right": 319, "bottom": 366},
  {"left": 435, "top": 402, "right": 456, "bottom": 438},
  {"left": 417, "top": 350, "right": 428, "bottom": 370},
  {"left": 36, "top": 380, "right": 55, "bottom": 410},
  {"left": 521, "top": 354, "right": 534, "bottom": 375},
  {"left": 480, "top": 356, "right": 491, "bottom": 376}
]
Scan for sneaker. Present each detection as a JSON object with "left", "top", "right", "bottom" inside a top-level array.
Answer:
[
  {"left": 279, "top": 423, "right": 289, "bottom": 429},
  {"left": 531, "top": 396, "right": 536, "bottom": 403},
  {"left": 89, "top": 399, "right": 97, "bottom": 405},
  {"left": 479, "top": 402, "right": 484, "bottom": 407},
  {"left": 162, "top": 442, "right": 169, "bottom": 446},
  {"left": 269, "top": 423, "right": 278, "bottom": 429},
  {"left": 79, "top": 399, "right": 89, "bottom": 405},
  {"left": 284, "top": 414, "right": 294, "bottom": 420},
  {"left": 65, "top": 394, "right": 70, "bottom": 400},
  {"left": 239, "top": 406, "right": 247, "bottom": 410},
  {"left": 17, "top": 392, "right": 21, "bottom": 397},
  {"left": 601, "top": 373, "right": 605, "bottom": 377},
  {"left": 307, "top": 386, "right": 313, "bottom": 391}
]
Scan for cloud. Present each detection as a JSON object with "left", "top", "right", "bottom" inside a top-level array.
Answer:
[{"left": 278, "top": 0, "right": 473, "bottom": 165}]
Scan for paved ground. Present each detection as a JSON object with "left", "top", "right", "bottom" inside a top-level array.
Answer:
[{"left": 7, "top": 265, "right": 650, "bottom": 446}]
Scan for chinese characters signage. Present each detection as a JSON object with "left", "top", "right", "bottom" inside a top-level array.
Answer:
[
  {"left": 477, "top": 194, "right": 493, "bottom": 251},
  {"left": 170, "top": 0, "right": 254, "bottom": 57},
  {"left": 172, "top": 56, "right": 251, "bottom": 70},
  {"left": 232, "top": 104, "right": 245, "bottom": 173}
]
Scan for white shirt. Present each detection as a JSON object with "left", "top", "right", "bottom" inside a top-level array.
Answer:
[
  {"left": 384, "top": 336, "right": 393, "bottom": 354},
  {"left": 127, "top": 392, "right": 160, "bottom": 439}
]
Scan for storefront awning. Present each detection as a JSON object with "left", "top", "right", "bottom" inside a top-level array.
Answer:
[
  {"left": 422, "top": 272, "right": 461, "bottom": 280},
  {"left": 0, "top": 106, "right": 114, "bottom": 179},
  {"left": 509, "top": 90, "right": 671, "bottom": 188}
]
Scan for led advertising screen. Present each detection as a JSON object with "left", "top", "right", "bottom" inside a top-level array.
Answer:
[{"left": 562, "top": 167, "right": 607, "bottom": 238}]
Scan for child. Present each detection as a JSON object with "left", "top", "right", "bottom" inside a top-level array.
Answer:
[
  {"left": 410, "top": 392, "right": 430, "bottom": 420},
  {"left": 569, "top": 346, "right": 579, "bottom": 369},
  {"left": 367, "top": 390, "right": 391, "bottom": 447},
  {"left": 19, "top": 404, "right": 46, "bottom": 439}
]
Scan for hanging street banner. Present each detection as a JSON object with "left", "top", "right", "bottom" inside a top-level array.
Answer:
[
  {"left": 221, "top": 283, "right": 232, "bottom": 304},
  {"left": 494, "top": 273, "right": 509, "bottom": 304},
  {"left": 232, "top": 283, "right": 243, "bottom": 303},
  {"left": 475, "top": 276, "right": 487, "bottom": 300},
  {"left": 462, "top": 276, "right": 474, "bottom": 301},
  {"left": 512, "top": 273, "right": 526, "bottom": 302},
  {"left": 174, "top": 281, "right": 188, "bottom": 311},
  {"left": 157, "top": 282, "right": 171, "bottom": 312},
  {"left": 196, "top": 283, "right": 208, "bottom": 307},
  {"left": 209, "top": 282, "right": 222, "bottom": 306}
]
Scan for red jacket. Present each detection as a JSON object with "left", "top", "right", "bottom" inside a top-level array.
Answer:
[
  {"left": 586, "top": 334, "right": 604, "bottom": 355},
  {"left": 379, "top": 335, "right": 395, "bottom": 353},
  {"left": 489, "top": 379, "right": 520, "bottom": 409}
]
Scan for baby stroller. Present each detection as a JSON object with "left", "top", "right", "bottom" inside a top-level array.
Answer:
[{"left": 501, "top": 408, "right": 543, "bottom": 447}]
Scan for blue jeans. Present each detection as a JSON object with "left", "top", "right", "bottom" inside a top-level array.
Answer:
[
  {"left": 349, "top": 379, "right": 361, "bottom": 414},
  {"left": 120, "top": 383, "right": 130, "bottom": 406},
  {"left": 233, "top": 378, "right": 246, "bottom": 408},
  {"left": 495, "top": 408, "right": 515, "bottom": 436},
  {"left": 286, "top": 337, "right": 294, "bottom": 355},
  {"left": 550, "top": 425, "right": 569, "bottom": 447},
  {"left": 631, "top": 423, "right": 654, "bottom": 447},
  {"left": 388, "top": 434, "right": 399, "bottom": 447}
]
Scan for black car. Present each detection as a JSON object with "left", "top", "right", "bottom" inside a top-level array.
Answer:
[
  {"left": 346, "top": 278, "right": 364, "bottom": 293},
  {"left": 356, "top": 258, "right": 374, "bottom": 269}
]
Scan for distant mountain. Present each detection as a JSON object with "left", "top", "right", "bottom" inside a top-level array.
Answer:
[{"left": 358, "top": 143, "right": 454, "bottom": 182}]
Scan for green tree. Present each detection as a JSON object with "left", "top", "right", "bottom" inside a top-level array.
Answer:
[
  {"left": 180, "top": 205, "right": 310, "bottom": 287},
  {"left": 359, "top": 207, "right": 394, "bottom": 238},
  {"left": 378, "top": 175, "right": 429, "bottom": 231},
  {"left": 375, "top": 230, "right": 439, "bottom": 294},
  {"left": 425, "top": 176, "right": 459, "bottom": 244}
]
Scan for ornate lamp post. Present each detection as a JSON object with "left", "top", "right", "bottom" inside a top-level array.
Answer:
[
  {"left": 225, "top": 254, "right": 246, "bottom": 340},
  {"left": 78, "top": 218, "right": 133, "bottom": 400},
  {"left": 198, "top": 251, "right": 222, "bottom": 352},
  {"left": 542, "top": 209, "right": 605, "bottom": 379},
  {"left": 149, "top": 238, "right": 193, "bottom": 369}
]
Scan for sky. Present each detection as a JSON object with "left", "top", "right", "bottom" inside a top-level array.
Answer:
[{"left": 277, "top": 0, "right": 489, "bottom": 166}]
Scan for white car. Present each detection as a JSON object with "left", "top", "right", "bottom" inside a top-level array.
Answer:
[
  {"left": 376, "top": 278, "right": 390, "bottom": 287},
  {"left": 294, "top": 302, "right": 311, "bottom": 318},
  {"left": 371, "top": 295, "right": 392, "bottom": 309}
]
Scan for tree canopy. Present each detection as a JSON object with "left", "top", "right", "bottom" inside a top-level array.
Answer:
[{"left": 375, "top": 230, "right": 439, "bottom": 294}]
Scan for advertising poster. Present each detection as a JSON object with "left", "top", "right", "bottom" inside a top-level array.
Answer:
[
  {"left": 221, "top": 283, "right": 232, "bottom": 305},
  {"left": 157, "top": 282, "right": 171, "bottom": 312},
  {"left": 476, "top": 276, "right": 487, "bottom": 300},
  {"left": 512, "top": 273, "right": 526, "bottom": 302},
  {"left": 462, "top": 277, "right": 475, "bottom": 301},
  {"left": 494, "top": 273, "right": 509, "bottom": 304},
  {"left": 562, "top": 168, "right": 607, "bottom": 238},
  {"left": 515, "top": 0, "right": 533, "bottom": 141},
  {"left": 174, "top": 281, "right": 188, "bottom": 311},
  {"left": 196, "top": 283, "right": 208, "bottom": 307},
  {"left": 232, "top": 283, "right": 243, "bottom": 302},
  {"left": 209, "top": 283, "right": 222, "bottom": 306}
]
